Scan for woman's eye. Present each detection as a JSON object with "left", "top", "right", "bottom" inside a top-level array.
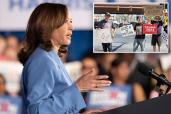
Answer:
[
  {"left": 65, "top": 19, "right": 72, "bottom": 23},
  {"left": 65, "top": 19, "right": 68, "bottom": 23}
]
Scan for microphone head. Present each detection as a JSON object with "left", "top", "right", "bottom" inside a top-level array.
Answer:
[{"left": 138, "top": 63, "right": 152, "bottom": 76}]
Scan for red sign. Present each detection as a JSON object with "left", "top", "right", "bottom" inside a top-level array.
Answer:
[{"left": 143, "top": 24, "right": 157, "bottom": 34}]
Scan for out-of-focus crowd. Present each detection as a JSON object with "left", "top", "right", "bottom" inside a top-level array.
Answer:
[
  {"left": 0, "top": 35, "right": 171, "bottom": 113},
  {"left": 0, "top": 35, "right": 21, "bottom": 61},
  {"left": 66, "top": 53, "right": 171, "bottom": 111}
]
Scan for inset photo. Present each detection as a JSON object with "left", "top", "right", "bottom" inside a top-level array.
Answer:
[{"left": 93, "top": 3, "right": 169, "bottom": 53}]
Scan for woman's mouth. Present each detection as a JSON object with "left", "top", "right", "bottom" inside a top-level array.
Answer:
[{"left": 66, "top": 33, "right": 72, "bottom": 39}]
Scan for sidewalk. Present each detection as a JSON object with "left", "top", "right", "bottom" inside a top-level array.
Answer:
[{"left": 93, "top": 28, "right": 168, "bottom": 53}]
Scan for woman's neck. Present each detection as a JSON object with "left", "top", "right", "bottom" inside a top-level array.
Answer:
[
  {"left": 51, "top": 40, "right": 60, "bottom": 52},
  {"left": 53, "top": 45, "right": 60, "bottom": 52}
]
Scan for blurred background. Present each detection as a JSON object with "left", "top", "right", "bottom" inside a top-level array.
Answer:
[{"left": 0, "top": 0, "right": 170, "bottom": 113}]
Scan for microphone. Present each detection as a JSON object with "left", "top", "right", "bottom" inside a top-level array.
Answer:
[{"left": 138, "top": 63, "right": 171, "bottom": 87}]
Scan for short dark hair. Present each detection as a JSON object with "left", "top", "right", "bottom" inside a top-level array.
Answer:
[
  {"left": 136, "top": 16, "right": 141, "bottom": 20},
  {"left": 105, "top": 12, "right": 111, "bottom": 17},
  {"left": 0, "top": 73, "right": 6, "bottom": 85},
  {"left": 111, "top": 58, "right": 127, "bottom": 68}
]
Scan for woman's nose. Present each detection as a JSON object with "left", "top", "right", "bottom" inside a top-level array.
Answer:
[{"left": 68, "top": 21, "right": 73, "bottom": 30}]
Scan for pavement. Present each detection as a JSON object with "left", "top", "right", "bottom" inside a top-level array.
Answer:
[{"left": 93, "top": 28, "right": 169, "bottom": 53}]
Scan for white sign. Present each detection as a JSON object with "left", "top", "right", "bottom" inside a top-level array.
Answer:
[
  {"left": 96, "top": 29, "right": 113, "bottom": 43},
  {"left": 0, "top": 0, "right": 92, "bottom": 31},
  {"left": 87, "top": 85, "right": 132, "bottom": 109},
  {"left": 120, "top": 24, "right": 135, "bottom": 37}
]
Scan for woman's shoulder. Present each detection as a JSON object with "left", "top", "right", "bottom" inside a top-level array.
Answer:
[{"left": 25, "top": 47, "right": 56, "bottom": 68}]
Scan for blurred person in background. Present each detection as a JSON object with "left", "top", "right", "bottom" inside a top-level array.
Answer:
[
  {"left": 81, "top": 56, "right": 100, "bottom": 112},
  {"left": 3, "top": 35, "right": 20, "bottom": 61},
  {"left": 81, "top": 56, "right": 99, "bottom": 75},
  {"left": 0, "top": 73, "right": 22, "bottom": 114},
  {"left": 0, "top": 73, "right": 8, "bottom": 96},
  {"left": 110, "top": 58, "right": 146, "bottom": 103},
  {"left": 0, "top": 35, "right": 23, "bottom": 97},
  {"left": 0, "top": 36, "right": 7, "bottom": 60},
  {"left": 0, "top": 36, "right": 6, "bottom": 54},
  {"left": 122, "top": 54, "right": 152, "bottom": 98},
  {"left": 86, "top": 58, "right": 146, "bottom": 111},
  {"left": 150, "top": 66, "right": 171, "bottom": 98},
  {"left": 96, "top": 54, "right": 117, "bottom": 75},
  {"left": 166, "top": 67, "right": 171, "bottom": 94},
  {"left": 18, "top": 3, "right": 111, "bottom": 114},
  {"left": 6, "top": 35, "right": 20, "bottom": 52},
  {"left": 166, "top": 67, "right": 171, "bottom": 83},
  {"left": 59, "top": 48, "right": 68, "bottom": 63}
]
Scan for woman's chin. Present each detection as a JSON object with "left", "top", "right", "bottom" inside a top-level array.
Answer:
[{"left": 63, "top": 40, "right": 71, "bottom": 46}]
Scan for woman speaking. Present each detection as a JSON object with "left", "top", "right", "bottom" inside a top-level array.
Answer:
[{"left": 18, "top": 3, "right": 111, "bottom": 114}]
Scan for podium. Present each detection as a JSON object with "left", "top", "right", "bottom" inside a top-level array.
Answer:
[{"left": 99, "top": 94, "right": 171, "bottom": 114}]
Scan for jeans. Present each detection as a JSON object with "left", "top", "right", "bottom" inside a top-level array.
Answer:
[
  {"left": 102, "top": 43, "right": 112, "bottom": 52},
  {"left": 133, "top": 39, "right": 144, "bottom": 52}
]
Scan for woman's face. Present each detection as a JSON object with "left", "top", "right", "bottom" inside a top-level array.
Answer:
[
  {"left": 0, "top": 77, "right": 6, "bottom": 95},
  {"left": 82, "top": 58, "right": 99, "bottom": 75},
  {"left": 167, "top": 68, "right": 171, "bottom": 82},
  {"left": 51, "top": 13, "right": 73, "bottom": 46},
  {"left": 111, "top": 62, "right": 129, "bottom": 81},
  {"left": 118, "top": 62, "right": 129, "bottom": 79},
  {"left": 137, "top": 17, "right": 142, "bottom": 23}
]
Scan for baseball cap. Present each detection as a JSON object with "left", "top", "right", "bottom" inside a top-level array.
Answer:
[{"left": 105, "top": 12, "right": 111, "bottom": 16}]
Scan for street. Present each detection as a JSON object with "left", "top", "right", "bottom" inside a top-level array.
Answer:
[{"left": 93, "top": 28, "right": 168, "bottom": 53}]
